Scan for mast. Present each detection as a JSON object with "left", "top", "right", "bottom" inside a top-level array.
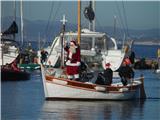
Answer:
[
  {"left": 114, "top": 15, "right": 117, "bottom": 40},
  {"left": 92, "top": 0, "right": 96, "bottom": 50},
  {"left": 13, "top": 0, "right": 16, "bottom": 41},
  {"left": 92, "top": 0, "right": 95, "bottom": 32},
  {"left": 20, "top": 0, "right": 24, "bottom": 47},
  {"left": 38, "top": 32, "right": 41, "bottom": 50},
  {"left": 88, "top": 1, "right": 91, "bottom": 31},
  {"left": 1, "top": 40, "right": 4, "bottom": 65},
  {"left": 14, "top": 0, "right": 16, "bottom": 21},
  {"left": 77, "top": 0, "right": 81, "bottom": 45},
  {"left": 60, "top": 15, "right": 67, "bottom": 67}
]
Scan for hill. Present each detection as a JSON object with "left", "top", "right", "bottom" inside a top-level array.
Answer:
[{"left": 1, "top": 16, "right": 159, "bottom": 44}]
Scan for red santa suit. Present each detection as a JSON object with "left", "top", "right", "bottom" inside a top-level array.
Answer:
[{"left": 65, "top": 41, "right": 81, "bottom": 80}]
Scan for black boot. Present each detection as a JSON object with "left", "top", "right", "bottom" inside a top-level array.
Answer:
[
  {"left": 75, "top": 78, "right": 80, "bottom": 81},
  {"left": 121, "top": 77, "right": 127, "bottom": 86}
]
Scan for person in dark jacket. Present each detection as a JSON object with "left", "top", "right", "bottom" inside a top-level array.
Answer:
[
  {"left": 129, "top": 51, "right": 135, "bottom": 64},
  {"left": 118, "top": 58, "right": 134, "bottom": 86},
  {"left": 101, "top": 57, "right": 113, "bottom": 85},
  {"left": 103, "top": 63, "right": 113, "bottom": 85},
  {"left": 41, "top": 49, "right": 48, "bottom": 64}
]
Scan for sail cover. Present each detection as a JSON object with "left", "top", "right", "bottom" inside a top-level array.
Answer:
[
  {"left": 84, "top": 7, "right": 95, "bottom": 22},
  {"left": 2, "top": 21, "right": 18, "bottom": 35},
  {"left": 84, "top": 1, "right": 95, "bottom": 22}
]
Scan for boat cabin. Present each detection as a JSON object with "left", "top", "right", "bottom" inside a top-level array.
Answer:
[{"left": 42, "top": 29, "right": 125, "bottom": 72}]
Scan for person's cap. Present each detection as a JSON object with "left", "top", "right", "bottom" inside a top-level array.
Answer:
[
  {"left": 123, "top": 58, "right": 131, "bottom": 65},
  {"left": 125, "top": 58, "right": 131, "bottom": 65},
  {"left": 105, "top": 63, "right": 111, "bottom": 67}
]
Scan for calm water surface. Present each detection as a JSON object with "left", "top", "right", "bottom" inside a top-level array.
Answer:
[
  {"left": 1, "top": 44, "right": 160, "bottom": 119},
  {"left": 132, "top": 45, "right": 160, "bottom": 59},
  {"left": 1, "top": 70, "right": 160, "bottom": 120}
]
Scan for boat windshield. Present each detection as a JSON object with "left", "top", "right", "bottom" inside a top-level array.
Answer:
[
  {"left": 64, "top": 35, "right": 112, "bottom": 51},
  {"left": 80, "top": 37, "right": 92, "bottom": 50}
]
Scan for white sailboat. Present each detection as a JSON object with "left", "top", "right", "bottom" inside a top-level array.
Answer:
[
  {"left": 0, "top": 38, "right": 19, "bottom": 65},
  {"left": 41, "top": 0, "right": 146, "bottom": 100},
  {"left": 0, "top": 20, "right": 19, "bottom": 65},
  {"left": 1, "top": 1, "right": 30, "bottom": 81},
  {"left": 0, "top": 1, "right": 21, "bottom": 66}
]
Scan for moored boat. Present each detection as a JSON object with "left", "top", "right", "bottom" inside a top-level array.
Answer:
[
  {"left": 0, "top": 38, "right": 19, "bottom": 66},
  {"left": 1, "top": 67, "right": 30, "bottom": 81}
]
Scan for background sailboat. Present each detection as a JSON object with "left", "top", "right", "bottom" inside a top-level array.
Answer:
[
  {"left": 1, "top": 1, "right": 30, "bottom": 81},
  {"left": 0, "top": 21, "right": 19, "bottom": 65}
]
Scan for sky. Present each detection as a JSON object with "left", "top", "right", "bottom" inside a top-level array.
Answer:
[{"left": 1, "top": 0, "right": 160, "bottom": 30}]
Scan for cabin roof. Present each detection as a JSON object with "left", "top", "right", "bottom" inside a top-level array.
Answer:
[{"left": 64, "top": 29, "right": 106, "bottom": 38}]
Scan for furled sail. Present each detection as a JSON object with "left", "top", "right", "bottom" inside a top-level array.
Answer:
[
  {"left": 2, "top": 21, "right": 18, "bottom": 35},
  {"left": 84, "top": 1, "right": 95, "bottom": 22}
]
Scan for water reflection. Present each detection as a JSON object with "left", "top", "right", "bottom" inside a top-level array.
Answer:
[
  {"left": 1, "top": 72, "right": 44, "bottom": 120},
  {"left": 40, "top": 100, "right": 146, "bottom": 120}
]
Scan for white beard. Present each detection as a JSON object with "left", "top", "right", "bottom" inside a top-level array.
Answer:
[
  {"left": 69, "top": 46, "right": 76, "bottom": 54},
  {"left": 69, "top": 46, "right": 76, "bottom": 59}
]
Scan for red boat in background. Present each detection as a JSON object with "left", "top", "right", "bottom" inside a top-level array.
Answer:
[
  {"left": 1, "top": 61, "right": 30, "bottom": 81},
  {"left": 1, "top": 68, "right": 30, "bottom": 81}
]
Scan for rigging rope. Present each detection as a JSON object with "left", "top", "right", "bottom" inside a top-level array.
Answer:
[
  {"left": 44, "top": 2, "right": 54, "bottom": 38},
  {"left": 122, "top": 1, "right": 130, "bottom": 38},
  {"left": 49, "top": 2, "right": 62, "bottom": 41},
  {"left": 42, "top": 2, "right": 62, "bottom": 48},
  {"left": 115, "top": 1, "right": 126, "bottom": 37}
]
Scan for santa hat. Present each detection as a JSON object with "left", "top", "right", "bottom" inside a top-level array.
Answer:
[{"left": 70, "top": 40, "right": 77, "bottom": 46}]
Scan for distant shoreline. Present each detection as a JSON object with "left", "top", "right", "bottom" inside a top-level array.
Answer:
[{"left": 133, "top": 41, "right": 160, "bottom": 46}]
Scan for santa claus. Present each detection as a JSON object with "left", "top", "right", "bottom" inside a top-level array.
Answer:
[{"left": 65, "top": 40, "right": 81, "bottom": 80}]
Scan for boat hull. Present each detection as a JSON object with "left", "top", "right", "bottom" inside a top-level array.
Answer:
[
  {"left": 45, "top": 80, "right": 139, "bottom": 100},
  {"left": 41, "top": 67, "right": 142, "bottom": 100}
]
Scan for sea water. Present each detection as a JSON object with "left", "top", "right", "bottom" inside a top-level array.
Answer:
[
  {"left": 2, "top": 70, "right": 160, "bottom": 120},
  {"left": 1, "top": 45, "right": 160, "bottom": 120}
]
